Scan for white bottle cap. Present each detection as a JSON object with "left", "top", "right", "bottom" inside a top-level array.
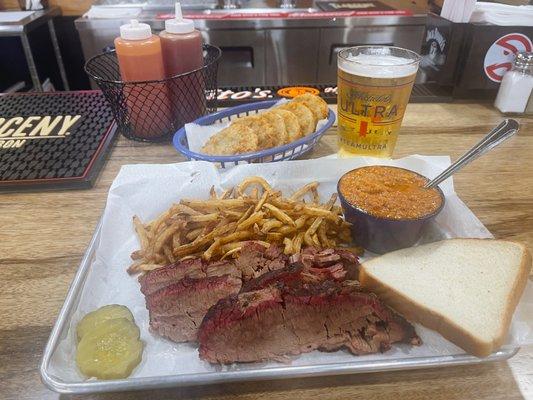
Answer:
[
  {"left": 120, "top": 19, "right": 152, "bottom": 41},
  {"left": 165, "top": 2, "right": 195, "bottom": 34}
]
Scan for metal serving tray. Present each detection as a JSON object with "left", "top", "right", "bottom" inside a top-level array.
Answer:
[{"left": 40, "top": 218, "right": 519, "bottom": 394}]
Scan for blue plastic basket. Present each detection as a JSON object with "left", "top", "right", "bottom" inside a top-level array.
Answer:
[{"left": 173, "top": 100, "right": 335, "bottom": 168}]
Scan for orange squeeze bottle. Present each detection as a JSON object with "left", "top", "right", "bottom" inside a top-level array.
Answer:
[{"left": 114, "top": 20, "right": 173, "bottom": 139}]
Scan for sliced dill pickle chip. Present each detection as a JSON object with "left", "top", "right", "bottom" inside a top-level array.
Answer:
[
  {"left": 76, "top": 318, "right": 143, "bottom": 380},
  {"left": 77, "top": 304, "right": 134, "bottom": 342}
]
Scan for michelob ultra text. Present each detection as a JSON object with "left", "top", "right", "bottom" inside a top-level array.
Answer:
[{"left": 337, "top": 46, "right": 420, "bottom": 158}]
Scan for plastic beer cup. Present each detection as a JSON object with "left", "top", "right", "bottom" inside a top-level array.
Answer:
[{"left": 337, "top": 46, "right": 421, "bottom": 157}]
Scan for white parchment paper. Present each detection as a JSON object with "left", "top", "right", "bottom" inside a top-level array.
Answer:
[{"left": 48, "top": 156, "right": 533, "bottom": 383}]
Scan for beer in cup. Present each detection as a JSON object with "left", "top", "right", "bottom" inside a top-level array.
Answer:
[{"left": 337, "top": 46, "right": 421, "bottom": 157}]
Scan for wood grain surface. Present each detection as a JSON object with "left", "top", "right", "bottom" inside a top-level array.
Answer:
[{"left": 0, "top": 102, "right": 532, "bottom": 400}]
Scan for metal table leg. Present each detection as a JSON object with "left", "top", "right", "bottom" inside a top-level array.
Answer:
[
  {"left": 48, "top": 19, "right": 70, "bottom": 91},
  {"left": 20, "top": 32, "right": 42, "bottom": 91}
]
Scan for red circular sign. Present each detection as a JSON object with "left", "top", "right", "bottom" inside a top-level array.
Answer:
[{"left": 484, "top": 33, "right": 532, "bottom": 83}]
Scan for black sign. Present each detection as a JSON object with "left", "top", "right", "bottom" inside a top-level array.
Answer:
[{"left": 0, "top": 91, "right": 117, "bottom": 191}]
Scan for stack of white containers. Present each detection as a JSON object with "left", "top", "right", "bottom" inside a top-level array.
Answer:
[{"left": 440, "top": 0, "right": 477, "bottom": 23}]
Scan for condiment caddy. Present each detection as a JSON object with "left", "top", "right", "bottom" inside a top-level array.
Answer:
[{"left": 84, "top": 4, "right": 221, "bottom": 142}]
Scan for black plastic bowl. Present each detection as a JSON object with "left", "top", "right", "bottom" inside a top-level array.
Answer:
[{"left": 337, "top": 166, "right": 445, "bottom": 254}]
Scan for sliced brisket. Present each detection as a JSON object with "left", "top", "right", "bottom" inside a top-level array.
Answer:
[
  {"left": 242, "top": 247, "right": 359, "bottom": 293},
  {"left": 290, "top": 247, "right": 359, "bottom": 280},
  {"left": 139, "top": 259, "right": 238, "bottom": 296},
  {"left": 240, "top": 262, "right": 349, "bottom": 293},
  {"left": 140, "top": 258, "right": 241, "bottom": 342},
  {"left": 146, "top": 275, "right": 242, "bottom": 342},
  {"left": 198, "top": 280, "right": 420, "bottom": 364},
  {"left": 233, "top": 242, "right": 288, "bottom": 281},
  {"left": 141, "top": 243, "right": 360, "bottom": 344}
]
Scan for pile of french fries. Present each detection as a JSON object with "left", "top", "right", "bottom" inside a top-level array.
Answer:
[{"left": 128, "top": 177, "right": 352, "bottom": 274}]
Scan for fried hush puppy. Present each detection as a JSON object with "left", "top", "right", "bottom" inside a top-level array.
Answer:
[{"left": 201, "top": 94, "right": 328, "bottom": 156}]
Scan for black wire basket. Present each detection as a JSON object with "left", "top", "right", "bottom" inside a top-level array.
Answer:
[{"left": 84, "top": 44, "right": 221, "bottom": 142}]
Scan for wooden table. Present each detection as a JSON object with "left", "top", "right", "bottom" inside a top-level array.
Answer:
[{"left": 1, "top": 102, "right": 532, "bottom": 400}]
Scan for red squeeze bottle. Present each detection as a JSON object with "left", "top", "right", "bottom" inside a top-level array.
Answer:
[
  {"left": 114, "top": 20, "right": 173, "bottom": 139},
  {"left": 160, "top": 3, "right": 205, "bottom": 124}
]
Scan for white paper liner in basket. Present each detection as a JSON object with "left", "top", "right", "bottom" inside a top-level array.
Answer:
[{"left": 48, "top": 156, "right": 533, "bottom": 382}]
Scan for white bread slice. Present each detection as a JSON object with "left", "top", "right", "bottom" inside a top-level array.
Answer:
[{"left": 359, "top": 239, "right": 531, "bottom": 357}]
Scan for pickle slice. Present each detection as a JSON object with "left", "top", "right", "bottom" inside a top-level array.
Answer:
[
  {"left": 76, "top": 318, "right": 143, "bottom": 380},
  {"left": 77, "top": 304, "right": 134, "bottom": 342}
]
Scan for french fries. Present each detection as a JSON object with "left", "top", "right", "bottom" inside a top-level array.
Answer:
[{"left": 128, "top": 177, "right": 352, "bottom": 274}]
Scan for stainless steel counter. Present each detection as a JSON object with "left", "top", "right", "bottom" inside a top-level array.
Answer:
[{"left": 76, "top": 6, "right": 426, "bottom": 86}]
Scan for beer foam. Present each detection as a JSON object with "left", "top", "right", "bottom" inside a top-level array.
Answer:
[{"left": 339, "top": 53, "right": 418, "bottom": 78}]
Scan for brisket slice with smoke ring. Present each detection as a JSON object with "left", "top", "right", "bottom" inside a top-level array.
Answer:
[
  {"left": 139, "top": 243, "right": 285, "bottom": 343},
  {"left": 241, "top": 247, "right": 360, "bottom": 293},
  {"left": 146, "top": 275, "right": 242, "bottom": 342},
  {"left": 140, "top": 243, "right": 286, "bottom": 296},
  {"left": 139, "top": 244, "right": 349, "bottom": 297},
  {"left": 290, "top": 247, "right": 359, "bottom": 280},
  {"left": 240, "top": 264, "right": 306, "bottom": 293},
  {"left": 198, "top": 281, "right": 420, "bottom": 364},
  {"left": 140, "top": 244, "right": 359, "bottom": 343},
  {"left": 240, "top": 262, "right": 349, "bottom": 293},
  {"left": 139, "top": 259, "right": 238, "bottom": 296}
]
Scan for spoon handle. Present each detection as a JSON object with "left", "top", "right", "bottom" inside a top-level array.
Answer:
[{"left": 424, "top": 119, "right": 520, "bottom": 189}]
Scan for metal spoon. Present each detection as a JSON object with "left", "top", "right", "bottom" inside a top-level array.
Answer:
[{"left": 424, "top": 119, "right": 520, "bottom": 189}]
